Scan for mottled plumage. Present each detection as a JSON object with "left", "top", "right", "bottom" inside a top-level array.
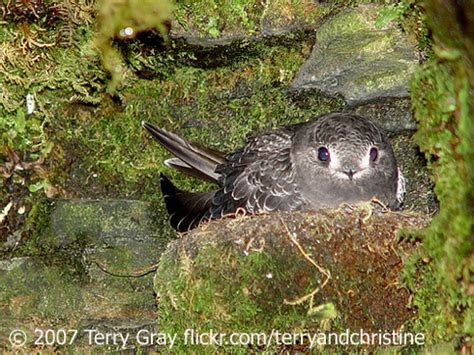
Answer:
[{"left": 143, "top": 113, "right": 405, "bottom": 231}]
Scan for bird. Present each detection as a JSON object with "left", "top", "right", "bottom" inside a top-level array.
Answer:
[{"left": 142, "top": 113, "right": 405, "bottom": 232}]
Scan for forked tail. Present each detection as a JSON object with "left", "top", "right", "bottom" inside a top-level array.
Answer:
[{"left": 159, "top": 174, "right": 215, "bottom": 232}]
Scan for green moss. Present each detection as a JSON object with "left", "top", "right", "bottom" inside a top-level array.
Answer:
[
  {"left": 0, "top": 257, "right": 84, "bottom": 321},
  {"left": 12, "top": 197, "right": 52, "bottom": 255},
  {"left": 171, "top": 0, "right": 400, "bottom": 40},
  {"left": 0, "top": 3, "right": 106, "bottom": 250},
  {"left": 405, "top": 1, "right": 473, "bottom": 344},
  {"left": 155, "top": 209, "right": 428, "bottom": 352},
  {"left": 154, "top": 235, "right": 321, "bottom": 352},
  {"left": 261, "top": 0, "right": 333, "bottom": 33},
  {"left": 318, "top": 8, "right": 373, "bottom": 42},
  {"left": 173, "top": 0, "right": 263, "bottom": 38},
  {"left": 94, "top": 0, "right": 173, "bottom": 91},
  {"left": 61, "top": 38, "right": 342, "bottom": 195}
]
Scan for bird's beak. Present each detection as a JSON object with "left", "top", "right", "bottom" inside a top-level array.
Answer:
[
  {"left": 341, "top": 163, "right": 359, "bottom": 181},
  {"left": 344, "top": 169, "right": 355, "bottom": 180}
]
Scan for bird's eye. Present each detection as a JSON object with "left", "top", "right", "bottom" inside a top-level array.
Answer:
[
  {"left": 317, "top": 147, "right": 330, "bottom": 162},
  {"left": 369, "top": 147, "right": 378, "bottom": 162}
]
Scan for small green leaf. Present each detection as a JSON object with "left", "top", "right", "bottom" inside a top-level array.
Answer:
[
  {"left": 41, "top": 141, "right": 55, "bottom": 156},
  {"left": 15, "top": 108, "right": 26, "bottom": 133},
  {"left": 434, "top": 46, "right": 462, "bottom": 61},
  {"left": 308, "top": 302, "right": 338, "bottom": 319},
  {"left": 28, "top": 180, "right": 50, "bottom": 193},
  {"left": 208, "top": 27, "right": 219, "bottom": 38}
]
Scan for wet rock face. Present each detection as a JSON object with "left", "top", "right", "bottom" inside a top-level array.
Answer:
[
  {"left": 0, "top": 200, "right": 173, "bottom": 351},
  {"left": 292, "top": 5, "right": 419, "bottom": 106},
  {"left": 390, "top": 134, "right": 437, "bottom": 214},
  {"left": 49, "top": 199, "right": 163, "bottom": 244},
  {"left": 350, "top": 98, "right": 416, "bottom": 132},
  {"left": 155, "top": 207, "right": 429, "bottom": 352}
]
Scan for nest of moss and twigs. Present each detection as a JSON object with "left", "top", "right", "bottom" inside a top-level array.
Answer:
[{"left": 154, "top": 203, "right": 430, "bottom": 352}]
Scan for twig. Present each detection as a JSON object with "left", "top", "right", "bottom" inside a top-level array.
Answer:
[
  {"left": 280, "top": 217, "right": 331, "bottom": 309},
  {"left": 93, "top": 259, "right": 159, "bottom": 278}
]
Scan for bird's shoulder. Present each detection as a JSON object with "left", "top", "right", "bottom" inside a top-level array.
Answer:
[
  {"left": 224, "top": 127, "right": 295, "bottom": 165},
  {"left": 211, "top": 126, "right": 306, "bottom": 216}
]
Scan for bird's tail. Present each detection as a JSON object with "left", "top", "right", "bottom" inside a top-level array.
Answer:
[
  {"left": 160, "top": 174, "right": 215, "bottom": 232},
  {"left": 142, "top": 121, "right": 225, "bottom": 183}
]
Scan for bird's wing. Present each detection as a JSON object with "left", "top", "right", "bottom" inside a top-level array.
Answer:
[
  {"left": 160, "top": 173, "right": 215, "bottom": 232},
  {"left": 142, "top": 121, "right": 226, "bottom": 184},
  {"left": 210, "top": 130, "right": 306, "bottom": 217}
]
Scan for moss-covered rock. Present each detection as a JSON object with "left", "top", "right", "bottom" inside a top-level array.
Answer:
[
  {"left": 405, "top": 0, "right": 474, "bottom": 346},
  {"left": 171, "top": 0, "right": 333, "bottom": 45},
  {"left": 155, "top": 206, "right": 429, "bottom": 352},
  {"left": 391, "top": 133, "right": 437, "bottom": 213},
  {"left": 0, "top": 199, "right": 172, "bottom": 351},
  {"left": 48, "top": 199, "right": 170, "bottom": 244},
  {"left": 292, "top": 5, "right": 419, "bottom": 105},
  {"left": 352, "top": 98, "right": 416, "bottom": 132}
]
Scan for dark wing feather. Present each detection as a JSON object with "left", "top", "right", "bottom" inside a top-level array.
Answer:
[
  {"left": 164, "top": 158, "right": 218, "bottom": 183},
  {"left": 160, "top": 174, "right": 215, "bottom": 232},
  {"left": 143, "top": 121, "right": 225, "bottom": 184},
  {"left": 210, "top": 129, "right": 306, "bottom": 218}
]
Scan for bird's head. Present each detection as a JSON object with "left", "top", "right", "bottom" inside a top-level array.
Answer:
[{"left": 291, "top": 113, "right": 404, "bottom": 208}]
